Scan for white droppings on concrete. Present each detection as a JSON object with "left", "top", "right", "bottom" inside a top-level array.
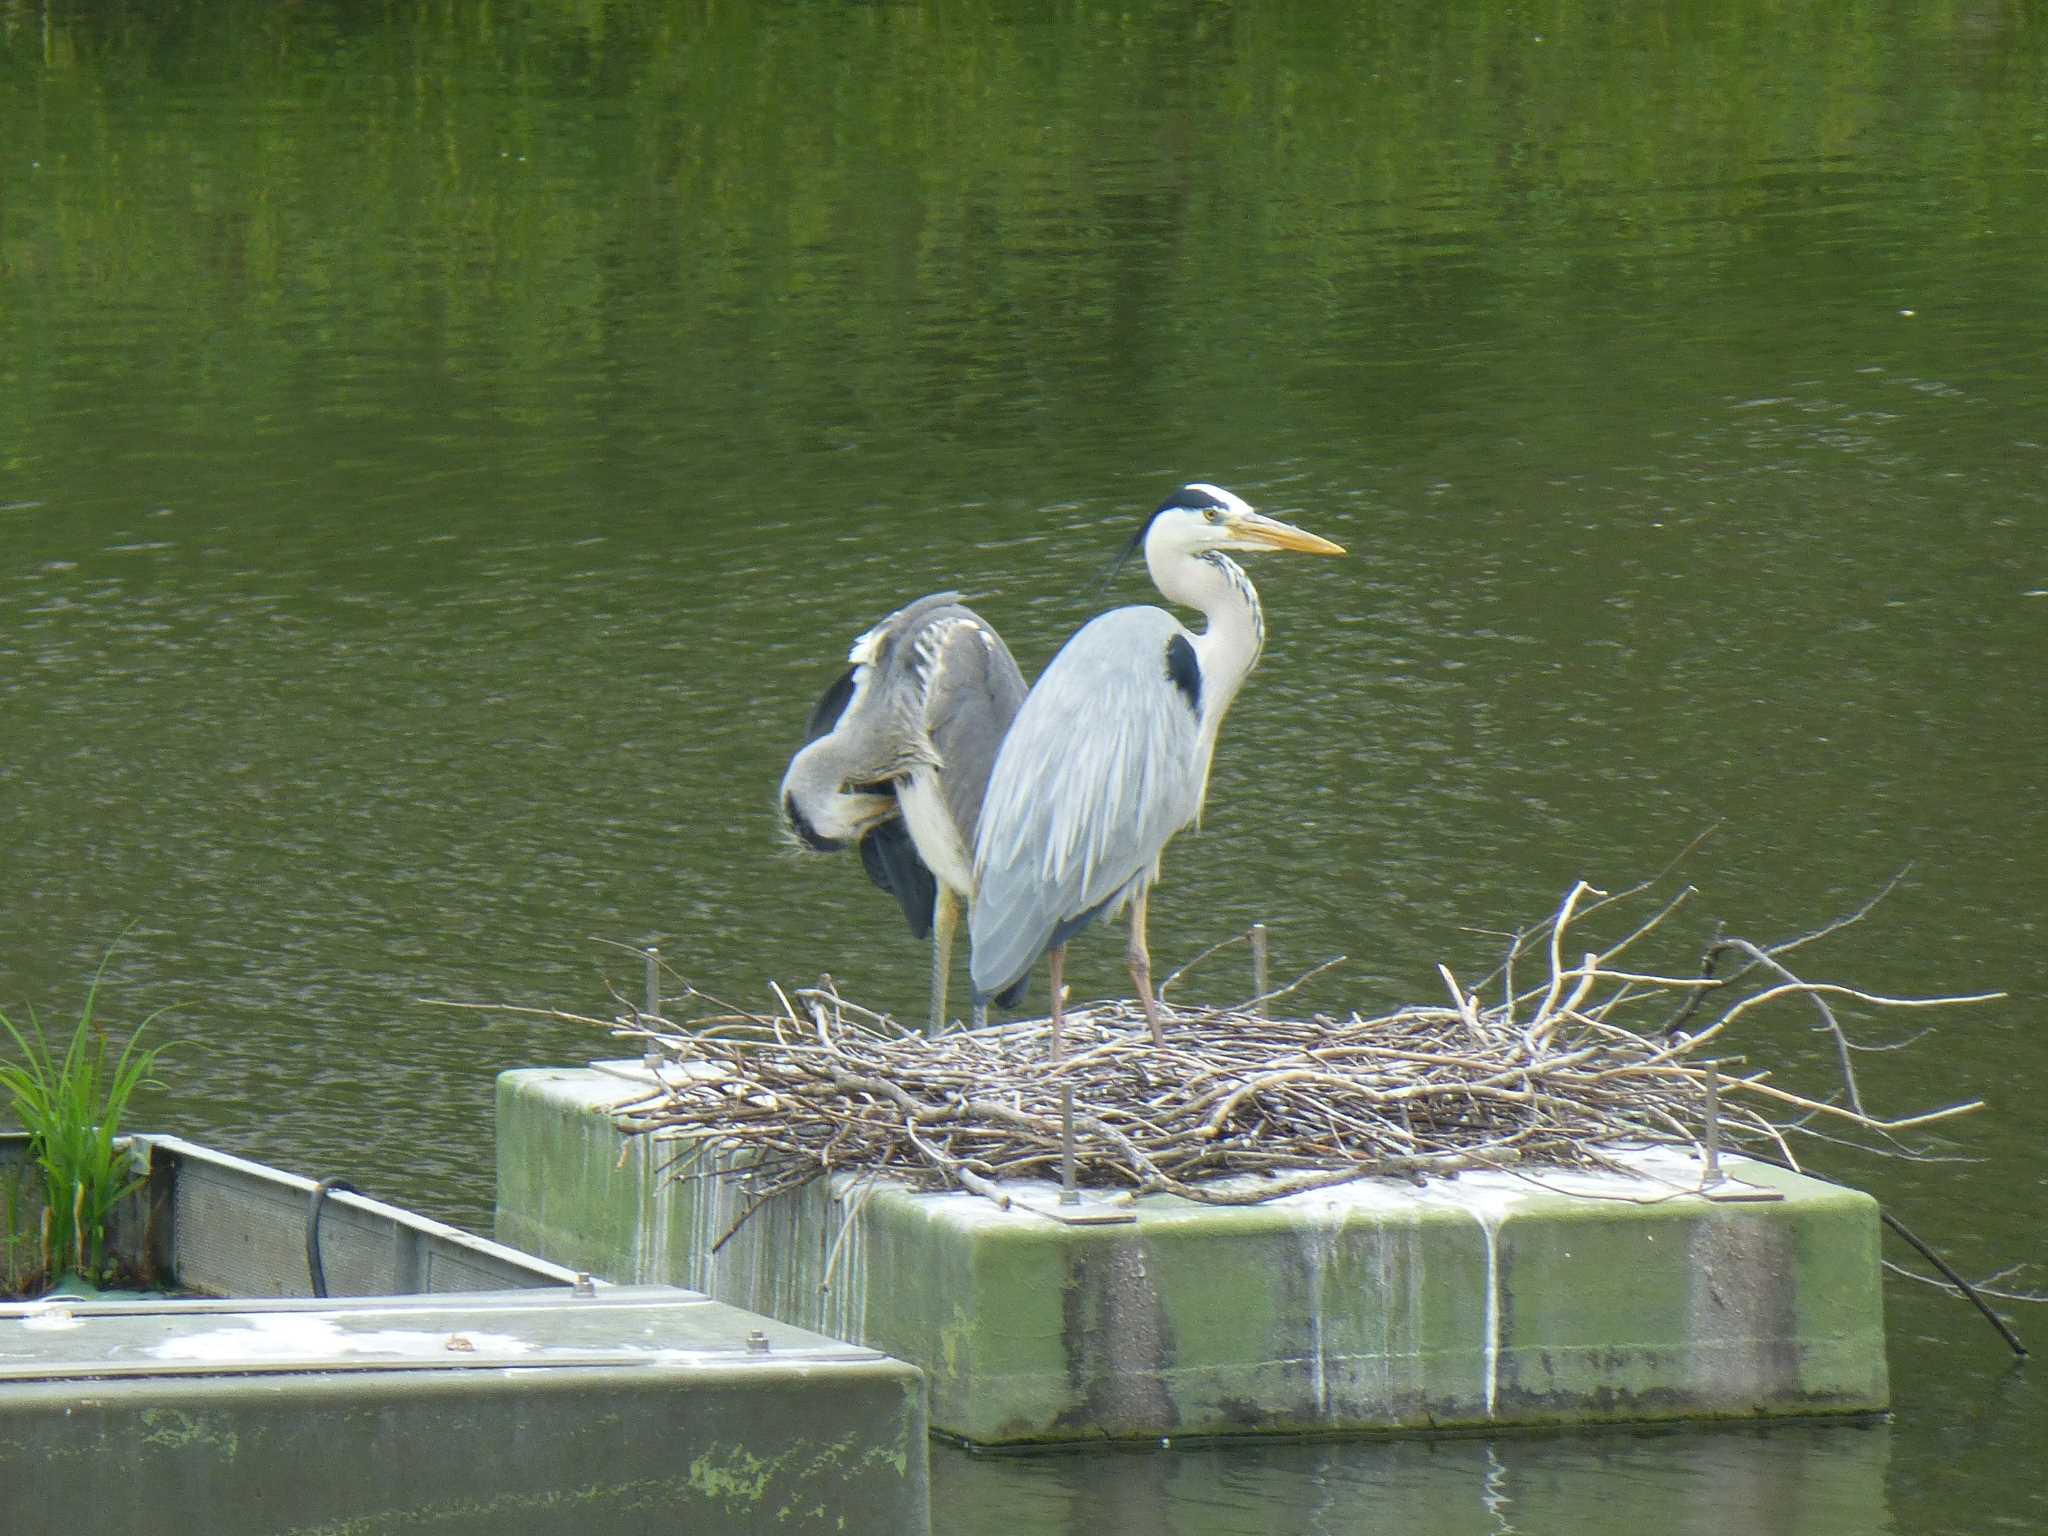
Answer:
[
  {"left": 634, "top": 1131, "right": 677, "bottom": 1287},
  {"left": 1303, "top": 1208, "right": 1339, "bottom": 1415},
  {"left": 1405, "top": 1179, "right": 1533, "bottom": 1421},
  {"left": 149, "top": 1314, "right": 539, "bottom": 1364}
]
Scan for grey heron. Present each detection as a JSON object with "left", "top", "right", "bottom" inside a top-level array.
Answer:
[
  {"left": 780, "top": 592, "right": 1029, "bottom": 1032},
  {"left": 968, "top": 484, "right": 1345, "bottom": 1044}
]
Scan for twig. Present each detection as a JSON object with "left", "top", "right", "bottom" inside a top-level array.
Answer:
[
  {"left": 1881, "top": 1208, "right": 2028, "bottom": 1358},
  {"left": 462, "top": 877, "right": 2003, "bottom": 1313}
]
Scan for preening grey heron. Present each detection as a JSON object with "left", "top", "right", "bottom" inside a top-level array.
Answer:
[
  {"left": 780, "top": 592, "right": 1030, "bottom": 1032},
  {"left": 968, "top": 483, "right": 1345, "bottom": 1044}
]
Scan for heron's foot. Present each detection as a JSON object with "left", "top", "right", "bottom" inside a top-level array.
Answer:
[
  {"left": 1130, "top": 956, "right": 1166, "bottom": 1044},
  {"left": 1138, "top": 991, "right": 1165, "bottom": 1046},
  {"left": 1126, "top": 897, "right": 1164, "bottom": 1045}
]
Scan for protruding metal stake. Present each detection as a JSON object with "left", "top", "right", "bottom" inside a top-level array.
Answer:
[
  {"left": 1250, "top": 922, "right": 1271, "bottom": 999},
  {"left": 642, "top": 946, "right": 662, "bottom": 1069},
  {"left": 1701, "top": 1059, "right": 1723, "bottom": 1186},
  {"left": 745, "top": 1329, "right": 771, "bottom": 1354},
  {"left": 1059, "top": 1084, "right": 1078, "bottom": 1206}
]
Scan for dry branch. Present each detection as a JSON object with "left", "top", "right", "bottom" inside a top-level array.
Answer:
[{"left": 537, "top": 879, "right": 1997, "bottom": 1224}]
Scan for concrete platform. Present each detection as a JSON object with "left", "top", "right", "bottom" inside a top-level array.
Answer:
[
  {"left": 497, "top": 1063, "right": 1889, "bottom": 1446},
  {"left": 4, "top": 1131, "right": 928, "bottom": 1534},
  {"left": 0, "top": 1286, "right": 928, "bottom": 1534}
]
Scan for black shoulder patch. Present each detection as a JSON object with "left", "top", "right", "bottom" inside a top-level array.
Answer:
[{"left": 1165, "top": 632, "right": 1201, "bottom": 716}]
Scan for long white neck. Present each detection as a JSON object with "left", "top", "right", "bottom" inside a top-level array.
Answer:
[
  {"left": 1147, "top": 543, "right": 1265, "bottom": 801},
  {"left": 781, "top": 729, "right": 877, "bottom": 843}
]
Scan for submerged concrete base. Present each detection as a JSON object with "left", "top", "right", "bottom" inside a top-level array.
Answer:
[
  {"left": 497, "top": 1063, "right": 1889, "bottom": 1446},
  {"left": 0, "top": 1286, "right": 928, "bottom": 1535}
]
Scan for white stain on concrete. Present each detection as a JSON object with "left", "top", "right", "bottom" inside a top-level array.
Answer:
[
  {"left": 17, "top": 1303, "right": 82, "bottom": 1332},
  {"left": 150, "top": 1314, "right": 539, "bottom": 1364},
  {"left": 1407, "top": 1181, "right": 1527, "bottom": 1419}
]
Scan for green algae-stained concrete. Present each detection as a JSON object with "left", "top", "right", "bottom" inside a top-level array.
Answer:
[
  {"left": 497, "top": 1063, "right": 1888, "bottom": 1445},
  {"left": 0, "top": 1287, "right": 928, "bottom": 1535}
]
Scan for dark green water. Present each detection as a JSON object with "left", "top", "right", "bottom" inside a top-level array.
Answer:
[{"left": 3, "top": 3, "right": 2043, "bottom": 1530}]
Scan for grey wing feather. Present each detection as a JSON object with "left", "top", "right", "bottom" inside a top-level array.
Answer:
[
  {"left": 922, "top": 613, "right": 1028, "bottom": 848},
  {"left": 842, "top": 591, "right": 968, "bottom": 781},
  {"left": 823, "top": 589, "right": 966, "bottom": 786},
  {"left": 781, "top": 590, "right": 1001, "bottom": 856},
  {"left": 866, "top": 592, "right": 964, "bottom": 661},
  {"left": 970, "top": 607, "right": 1202, "bottom": 997}
]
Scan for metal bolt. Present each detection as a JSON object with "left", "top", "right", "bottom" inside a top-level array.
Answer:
[
  {"left": 572, "top": 1272, "right": 596, "bottom": 1297},
  {"left": 745, "top": 1330, "right": 771, "bottom": 1354}
]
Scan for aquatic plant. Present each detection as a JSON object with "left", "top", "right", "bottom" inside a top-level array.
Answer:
[{"left": 0, "top": 961, "right": 165, "bottom": 1290}]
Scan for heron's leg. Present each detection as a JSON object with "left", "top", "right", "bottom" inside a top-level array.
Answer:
[
  {"left": 927, "top": 884, "right": 959, "bottom": 1036},
  {"left": 1048, "top": 944, "right": 1067, "bottom": 1059},
  {"left": 1127, "top": 886, "right": 1164, "bottom": 1045}
]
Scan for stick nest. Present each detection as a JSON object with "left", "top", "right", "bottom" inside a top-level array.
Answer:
[{"left": 530, "top": 876, "right": 1998, "bottom": 1217}]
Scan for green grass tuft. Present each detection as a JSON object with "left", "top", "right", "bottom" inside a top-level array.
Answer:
[{"left": 0, "top": 956, "right": 167, "bottom": 1292}]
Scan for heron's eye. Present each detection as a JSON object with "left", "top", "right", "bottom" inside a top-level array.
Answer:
[{"left": 1203, "top": 507, "right": 1221, "bottom": 523}]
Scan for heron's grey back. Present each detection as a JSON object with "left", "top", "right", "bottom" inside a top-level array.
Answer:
[
  {"left": 803, "top": 591, "right": 972, "bottom": 786},
  {"left": 781, "top": 589, "right": 1024, "bottom": 909}
]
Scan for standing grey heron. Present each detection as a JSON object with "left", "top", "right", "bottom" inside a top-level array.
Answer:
[
  {"left": 780, "top": 592, "right": 1029, "bottom": 1032},
  {"left": 968, "top": 484, "right": 1345, "bottom": 1044}
]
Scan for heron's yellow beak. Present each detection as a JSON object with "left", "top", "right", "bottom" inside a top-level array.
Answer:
[{"left": 1229, "top": 510, "right": 1347, "bottom": 557}]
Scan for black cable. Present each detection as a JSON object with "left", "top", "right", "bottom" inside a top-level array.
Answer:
[{"left": 305, "top": 1176, "right": 361, "bottom": 1300}]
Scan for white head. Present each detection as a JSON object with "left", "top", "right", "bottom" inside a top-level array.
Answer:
[{"left": 1112, "top": 482, "right": 1346, "bottom": 592}]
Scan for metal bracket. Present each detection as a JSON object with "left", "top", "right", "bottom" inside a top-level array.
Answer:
[
  {"left": 1696, "top": 1177, "right": 1786, "bottom": 1203},
  {"left": 1010, "top": 1195, "right": 1138, "bottom": 1226}
]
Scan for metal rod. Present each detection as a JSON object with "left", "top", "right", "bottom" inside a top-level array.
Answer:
[
  {"left": 1702, "top": 1059, "right": 1722, "bottom": 1185},
  {"left": 1059, "top": 1084, "right": 1078, "bottom": 1205},
  {"left": 643, "top": 946, "right": 662, "bottom": 1068},
  {"left": 1250, "top": 922, "right": 1271, "bottom": 999}
]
